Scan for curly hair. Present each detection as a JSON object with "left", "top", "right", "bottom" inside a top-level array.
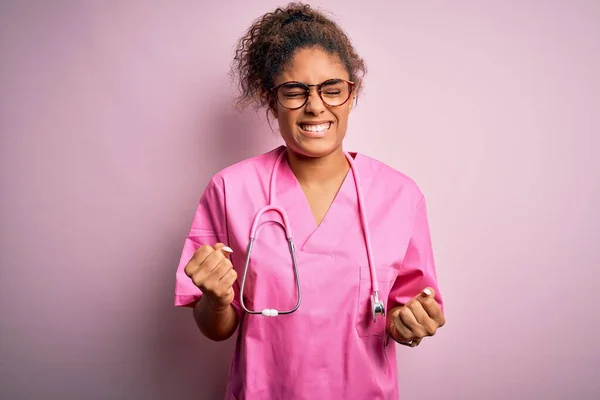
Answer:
[{"left": 231, "top": 2, "right": 367, "bottom": 111}]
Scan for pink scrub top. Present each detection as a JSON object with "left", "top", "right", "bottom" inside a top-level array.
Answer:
[{"left": 175, "top": 146, "right": 443, "bottom": 400}]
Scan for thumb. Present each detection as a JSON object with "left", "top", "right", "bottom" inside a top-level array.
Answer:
[
  {"left": 421, "top": 287, "right": 435, "bottom": 298},
  {"left": 214, "top": 243, "right": 234, "bottom": 258}
]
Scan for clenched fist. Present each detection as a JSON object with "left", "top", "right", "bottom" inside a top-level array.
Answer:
[
  {"left": 388, "top": 288, "right": 445, "bottom": 347},
  {"left": 184, "top": 243, "right": 237, "bottom": 311}
]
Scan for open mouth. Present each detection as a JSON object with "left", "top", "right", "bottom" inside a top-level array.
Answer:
[{"left": 299, "top": 122, "right": 332, "bottom": 133}]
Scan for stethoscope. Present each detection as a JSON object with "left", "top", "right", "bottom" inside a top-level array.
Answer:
[{"left": 239, "top": 148, "right": 386, "bottom": 323}]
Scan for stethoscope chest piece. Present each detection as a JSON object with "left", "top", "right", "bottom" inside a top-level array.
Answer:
[{"left": 371, "top": 292, "right": 385, "bottom": 323}]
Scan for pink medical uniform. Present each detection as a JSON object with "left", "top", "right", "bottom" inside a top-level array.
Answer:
[{"left": 175, "top": 146, "right": 443, "bottom": 400}]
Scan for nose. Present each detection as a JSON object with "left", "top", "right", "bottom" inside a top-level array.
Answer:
[{"left": 304, "top": 88, "right": 326, "bottom": 115}]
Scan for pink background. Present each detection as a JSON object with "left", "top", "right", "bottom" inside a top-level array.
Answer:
[{"left": 1, "top": 1, "right": 599, "bottom": 399}]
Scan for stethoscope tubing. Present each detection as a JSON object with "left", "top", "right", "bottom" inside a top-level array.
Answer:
[{"left": 239, "top": 148, "right": 384, "bottom": 320}]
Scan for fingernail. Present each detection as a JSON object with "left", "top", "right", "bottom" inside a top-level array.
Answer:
[
  {"left": 422, "top": 288, "right": 432, "bottom": 296},
  {"left": 221, "top": 246, "right": 233, "bottom": 253}
]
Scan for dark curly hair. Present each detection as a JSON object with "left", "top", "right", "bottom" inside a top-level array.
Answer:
[{"left": 231, "top": 2, "right": 367, "bottom": 111}]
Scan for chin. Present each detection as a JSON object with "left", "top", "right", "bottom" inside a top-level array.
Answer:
[{"left": 288, "top": 138, "right": 341, "bottom": 159}]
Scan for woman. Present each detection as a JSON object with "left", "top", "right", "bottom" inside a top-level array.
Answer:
[{"left": 175, "top": 3, "right": 445, "bottom": 399}]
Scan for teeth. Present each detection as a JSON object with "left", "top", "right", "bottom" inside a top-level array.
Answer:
[{"left": 301, "top": 123, "right": 330, "bottom": 132}]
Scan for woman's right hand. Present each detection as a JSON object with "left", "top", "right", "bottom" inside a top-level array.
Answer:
[{"left": 184, "top": 243, "right": 237, "bottom": 311}]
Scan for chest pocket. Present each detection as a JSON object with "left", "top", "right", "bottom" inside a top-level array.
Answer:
[{"left": 355, "top": 266, "right": 398, "bottom": 337}]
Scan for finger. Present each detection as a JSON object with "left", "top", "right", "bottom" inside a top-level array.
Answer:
[
  {"left": 407, "top": 301, "right": 428, "bottom": 324},
  {"left": 410, "top": 338, "right": 423, "bottom": 348},
  {"left": 389, "top": 322, "right": 413, "bottom": 346},
  {"left": 419, "top": 298, "right": 445, "bottom": 327},
  {"left": 219, "top": 268, "right": 238, "bottom": 294},
  {"left": 421, "top": 287, "right": 435, "bottom": 298},
  {"left": 214, "top": 243, "right": 234, "bottom": 257},
  {"left": 407, "top": 301, "right": 437, "bottom": 336},
  {"left": 418, "top": 287, "right": 445, "bottom": 327},
  {"left": 210, "top": 257, "right": 233, "bottom": 282},
  {"left": 394, "top": 306, "right": 421, "bottom": 340},
  {"left": 190, "top": 248, "right": 224, "bottom": 289},
  {"left": 184, "top": 244, "right": 213, "bottom": 277},
  {"left": 201, "top": 248, "right": 228, "bottom": 274},
  {"left": 191, "top": 244, "right": 233, "bottom": 278},
  {"left": 189, "top": 244, "right": 215, "bottom": 267},
  {"left": 208, "top": 262, "right": 236, "bottom": 298}
]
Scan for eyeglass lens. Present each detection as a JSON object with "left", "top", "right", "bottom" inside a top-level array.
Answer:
[{"left": 277, "top": 80, "right": 351, "bottom": 109}]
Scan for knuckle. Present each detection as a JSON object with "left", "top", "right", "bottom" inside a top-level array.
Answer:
[
  {"left": 425, "top": 322, "right": 437, "bottom": 336},
  {"left": 414, "top": 327, "right": 427, "bottom": 338},
  {"left": 197, "top": 244, "right": 212, "bottom": 255},
  {"left": 191, "top": 274, "right": 204, "bottom": 288},
  {"left": 193, "top": 246, "right": 211, "bottom": 264},
  {"left": 422, "top": 297, "right": 434, "bottom": 307},
  {"left": 229, "top": 269, "right": 238, "bottom": 280},
  {"left": 399, "top": 307, "right": 412, "bottom": 320}
]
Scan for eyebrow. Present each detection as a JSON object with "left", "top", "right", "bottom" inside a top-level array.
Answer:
[{"left": 280, "top": 79, "right": 345, "bottom": 86}]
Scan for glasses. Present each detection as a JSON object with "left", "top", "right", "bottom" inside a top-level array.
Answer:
[{"left": 270, "top": 79, "right": 355, "bottom": 110}]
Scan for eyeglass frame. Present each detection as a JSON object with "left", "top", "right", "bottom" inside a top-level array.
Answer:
[{"left": 269, "top": 78, "right": 356, "bottom": 110}]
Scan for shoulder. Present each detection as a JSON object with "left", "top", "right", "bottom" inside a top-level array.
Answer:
[
  {"left": 208, "top": 145, "right": 284, "bottom": 189},
  {"left": 357, "top": 152, "right": 423, "bottom": 194},
  {"left": 356, "top": 152, "right": 425, "bottom": 207}
]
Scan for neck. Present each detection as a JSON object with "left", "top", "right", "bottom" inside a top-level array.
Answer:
[{"left": 286, "top": 146, "right": 350, "bottom": 187}]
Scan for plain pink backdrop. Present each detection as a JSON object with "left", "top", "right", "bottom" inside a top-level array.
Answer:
[{"left": 1, "top": 1, "right": 599, "bottom": 399}]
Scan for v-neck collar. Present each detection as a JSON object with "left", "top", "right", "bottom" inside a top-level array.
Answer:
[{"left": 273, "top": 147, "right": 375, "bottom": 254}]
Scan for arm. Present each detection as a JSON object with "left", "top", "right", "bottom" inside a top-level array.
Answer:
[
  {"left": 387, "top": 195, "right": 445, "bottom": 345},
  {"left": 193, "top": 298, "right": 239, "bottom": 341},
  {"left": 175, "top": 178, "right": 243, "bottom": 341}
]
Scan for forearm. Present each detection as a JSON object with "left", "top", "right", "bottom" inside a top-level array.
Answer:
[{"left": 193, "top": 296, "right": 239, "bottom": 341}]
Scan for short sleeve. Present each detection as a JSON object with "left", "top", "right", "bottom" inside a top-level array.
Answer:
[
  {"left": 174, "top": 178, "right": 242, "bottom": 319},
  {"left": 388, "top": 195, "right": 444, "bottom": 313}
]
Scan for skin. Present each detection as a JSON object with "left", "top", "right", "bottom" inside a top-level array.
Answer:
[
  {"left": 186, "top": 243, "right": 239, "bottom": 341},
  {"left": 187, "top": 46, "right": 445, "bottom": 344},
  {"left": 270, "top": 47, "right": 355, "bottom": 226},
  {"left": 387, "top": 288, "right": 446, "bottom": 347},
  {"left": 271, "top": 47, "right": 353, "bottom": 162}
]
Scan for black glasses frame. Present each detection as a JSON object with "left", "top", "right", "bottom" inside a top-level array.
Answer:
[{"left": 270, "top": 79, "right": 356, "bottom": 110}]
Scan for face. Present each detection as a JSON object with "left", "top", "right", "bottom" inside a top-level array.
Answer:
[{"left": 271, "top": 47, "right": 354, "bottom": 159}]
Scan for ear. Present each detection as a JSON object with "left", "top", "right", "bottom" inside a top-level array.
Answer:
[{"left": 349, "top": 96, "right": 356, "bottom": 112}]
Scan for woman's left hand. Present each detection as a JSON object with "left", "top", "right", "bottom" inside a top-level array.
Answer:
[{"left": 388, "top": 287, "right": 445, "bottom": 347}]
